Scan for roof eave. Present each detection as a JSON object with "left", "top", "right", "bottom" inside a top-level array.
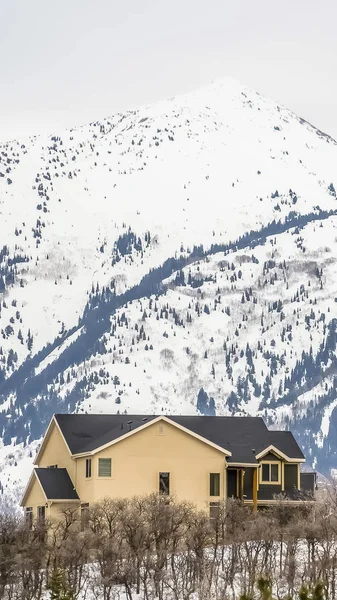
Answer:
[
  {"left": 255, "top": 444, "right": 305, "bottom": 462},
  {"left": 20, "top": 470, "right": 36, "bottom": 507},
  {"left": 33, "top": 416, "right": 56, "bottom": 465},
  {"left": 244, "top": 499, "right": 315, "bottom": 505},
  {"left": 227, "top": 462, "right": 259, "bottom": 467},
  {"left": 47, "top": 498, "right": 80, "bottom": 503}
]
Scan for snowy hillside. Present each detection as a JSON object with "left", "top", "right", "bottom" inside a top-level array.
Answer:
[{"left": 1, "top": 77, "right": 337, "bottom": 496}]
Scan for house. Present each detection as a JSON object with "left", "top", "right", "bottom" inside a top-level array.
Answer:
[{"left": 21, "top": 414, "right": 316, "bottom": 525}]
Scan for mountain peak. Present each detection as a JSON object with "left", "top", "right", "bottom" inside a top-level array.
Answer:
[{"left": 1, "top": 77, "right": 337, "bottom": 496}]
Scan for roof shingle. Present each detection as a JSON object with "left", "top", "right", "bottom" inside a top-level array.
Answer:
[
  {"left": 54, "top": 414, "right": 304, "bottom": 463},
  {"left": 35, "top": 468, "right": 79, "bottom": 500}
]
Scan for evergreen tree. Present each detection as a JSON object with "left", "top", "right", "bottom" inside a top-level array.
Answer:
[
  {"left": 27, "top": 329, "right": 33, "bottom": 351},
  {"left": 299, "top": 581, "right": 325, "bottom": 600},
  {"left": 47, "top": 568, "right": 75, "bottom": 600},
  {"left": 256, "top": 578, "right": 273, "bottom": 600},
  {"left": 196, "top": 388, "right": 216, "bottom": 416}
]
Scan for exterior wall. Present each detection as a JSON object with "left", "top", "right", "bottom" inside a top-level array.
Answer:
[
  {"left": 255, "top": 460, "right": 300, "bottom": 502},
  {"left": 300, "top": 473, "right": 315, "bottom": 496},
  {"left": 243, "top": 467, "right": 254, "bottom": 499},
  {"left": 244, "top": 463, "right": 301, "bottom": 502},
  {"left": 75, "top": 420, "right": 227, "bottom": 511},
  {"left": 24, "top": 477, "right": 46, "bottom": 518},
  {"left": 37, "top": 421, "right": 75, "bottom": 484},
  {"left": 258, "top": 484, "right": 282, "bottom": 500},
  {"left": 49, "top": 502, "right": 80, "bottom": 523},
  {"left": 284, "top": 464, "right": 298, "bottom": 489}
]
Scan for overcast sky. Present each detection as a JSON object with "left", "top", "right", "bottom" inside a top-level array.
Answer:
[{"left": 1, "top": 0, "right": 337, "bottom": 139}]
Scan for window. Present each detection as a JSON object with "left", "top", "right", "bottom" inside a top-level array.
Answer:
[
  {"left": 25, "top": 507, "right": 33, "bottom": 529},
  {"left": 159, "top": 472, "right": 170, "bottom": 495},
  {"left": 261, "top": 463, "right": 280, "bottom": 484},
  {"left": 210, "top": 473, "right": 220, "bottom": 496},
  {"left": 38, "top": 506, "right": 45, "bottom": 522},
  {"left": 81, "top": 503, "right": 89, "bottom": 531},
  {"left": 98, "top": 458, "right": 111, "bottom": 477},
  {"left": 86, "top": 458, "right": 92, "bottom": 478},
  {"left": 210, "top": 502, "right": 220, "bottom": 521}
]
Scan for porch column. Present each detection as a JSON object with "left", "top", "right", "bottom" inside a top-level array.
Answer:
[
  {"left": 240, "top": 469, "right": 245, "bottom": 500},
  {"left": 224, "top": 463, "right": 227, "bottom": 503},
  {"left": 253, "top": 468, "right": 258, "bottom": 513}
]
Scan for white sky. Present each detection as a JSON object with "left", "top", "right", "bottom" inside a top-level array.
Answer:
[{"left": 1, "top": 0, "right": 337, "bottom": 139}]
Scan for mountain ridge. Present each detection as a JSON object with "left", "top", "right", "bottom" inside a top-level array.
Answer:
[{"left": 1, "top": 78, "right": 337, "bottom": 498}]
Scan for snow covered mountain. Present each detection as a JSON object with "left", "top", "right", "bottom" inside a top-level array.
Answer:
[{"left": 1, "top": 77, "right": 337, "bottom": 496}]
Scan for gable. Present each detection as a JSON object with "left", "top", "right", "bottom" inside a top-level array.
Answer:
[
  {"left": 57, "top": 414, "right": 272, "bottom": 457},
  {"left": 21, "top": 472, "right": 46, "bottom": 507},
  {"left": 35, "top": 419, "right": 75, "bottom": 482},
  {"left": 255, "top": 443, "right": 305, "bottom": 463},
  {"left": 260, "top": 451, "right": 282, "bottom": 461},
  {"left": 94, "top": 418, "right": 228, "bottom": 462},
  {"left": 76, "top": 416, "right": 231, "bottom": 457}
]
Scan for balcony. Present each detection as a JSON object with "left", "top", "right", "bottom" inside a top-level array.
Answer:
[{"left": 284, "top": 472, "right": 316, "bottom": 500}]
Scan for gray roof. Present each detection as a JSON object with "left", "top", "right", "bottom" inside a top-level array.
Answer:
[
  {"left": 55, "top": 414, "right": 158, "bottom": 454},
  {"left": 54, "top": 414, "right": 305, "bottom": 463},
  {"left": 259, "top": 431, "right": 305, "bottom": 460},
  {"left": 35, "top": 468, "right": 79, "bottom": 500},
  {"left": 171, "top": 415, "right": 267, "bottom": 463}
]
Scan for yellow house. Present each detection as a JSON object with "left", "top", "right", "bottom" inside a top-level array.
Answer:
[{"left": 21, "top": 414, "right": 315, "bottom": 525}]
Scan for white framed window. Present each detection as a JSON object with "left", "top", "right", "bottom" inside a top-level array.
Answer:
[
  {"left": 159, "top": 472, "right": 170, "bottom": 495},
  {"left": 86, "top": 458, "right": 92, "bottom": 478},
  {"left": 210, "top": 501, "right": 220, "bottom": 521},
  {"left": 38, "top": 506, "right": 46, "bottom": 522},
  {"left": 25, "top": 507, "right": 33, "bottom": 529},
  {"left": 260, "top": 462, "right": 281, "bottom": 484},
  {"left": 210, "top": 473, "right": 220, "bottom": 496},
  {"left": 98, "top": 458, "right": 111, "bottom": 477}
]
